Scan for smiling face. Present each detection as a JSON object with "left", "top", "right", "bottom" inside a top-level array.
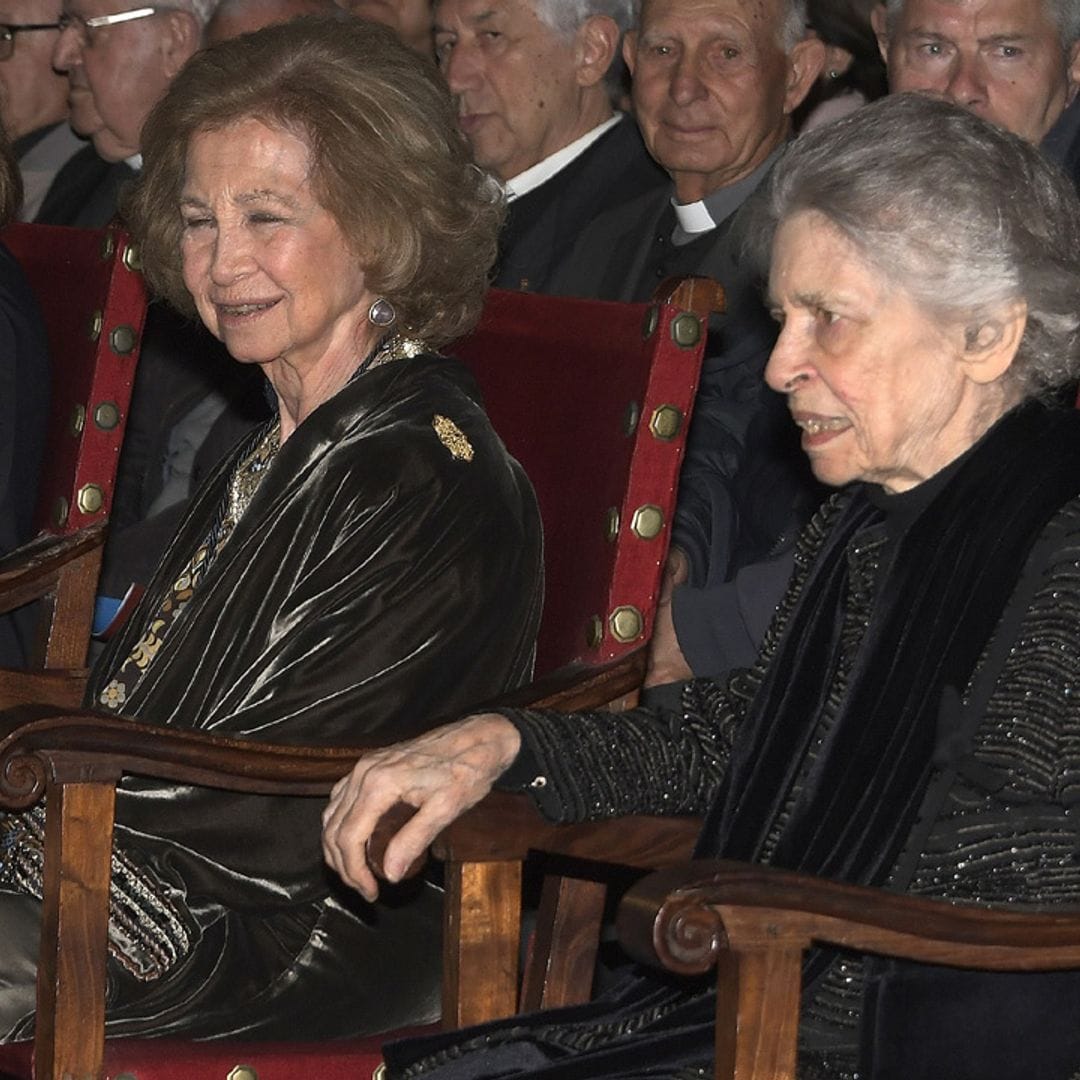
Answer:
[
  {"left": 876, "top": 0, "right": 1080, "bottom": 144},
  {"left": 180, "top": 119, "right": 377, "bottom": 392},
  {"left": 433, "top": 0, "right": 609, "bottom": 182},
  {"left": 764, "top": 211, "right": 1017, "bottom": 493},
  {"left": 626, "top": 0, "right": 822, "bottom": 202}
]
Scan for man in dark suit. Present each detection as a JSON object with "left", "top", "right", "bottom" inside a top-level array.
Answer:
[
  {"left": 547, "top": 0, "right": 825, "bottom": 682},
  {"left": 434, "top": 0, "right": 667, "bottom": 292},
  {"left": 873, "top": 0, "right": 1080, "bottom": 190}
]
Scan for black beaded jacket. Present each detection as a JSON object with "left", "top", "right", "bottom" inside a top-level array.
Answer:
[{"left": 390, "top": 401, "right": 1080, "bottom": 1080}]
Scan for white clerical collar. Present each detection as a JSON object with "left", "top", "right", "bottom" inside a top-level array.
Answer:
[
  {"left": 671, "top": 199, "right": 716, "bottom": 235},
  {"left": 504, "top": 114, "right": 622, "bottom": 201}
]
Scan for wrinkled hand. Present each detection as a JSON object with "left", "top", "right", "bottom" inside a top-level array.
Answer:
[
  {"left": 321, "top": 713, "right": 521, "bottom": 901},
  {"left": 644, "top": 547, "right": 694, "bottom": 688}
]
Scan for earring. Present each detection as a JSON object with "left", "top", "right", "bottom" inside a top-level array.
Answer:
[{"left": 368, "top": 297, "right": 396, "bottom": 327}]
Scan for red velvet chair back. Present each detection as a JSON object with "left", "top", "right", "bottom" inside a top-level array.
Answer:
[
  {"left": 454, "top": 288, "right": 704, "bottom": 676},
  {"left": 0, "top": 223, "right": 147, "bottom": 537}
]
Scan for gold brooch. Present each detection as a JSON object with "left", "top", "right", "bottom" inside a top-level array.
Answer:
[{"left": 432, "top": 414, "right": 474, "bottom": 461}]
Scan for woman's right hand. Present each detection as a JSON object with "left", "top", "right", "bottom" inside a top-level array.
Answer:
[{"left": 321, "top": 713, "right": 522, "bottom": 901}]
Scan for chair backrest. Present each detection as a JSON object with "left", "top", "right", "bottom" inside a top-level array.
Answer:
[
  {"left": 0, "top": 222, "right": 147, "bottom": 538},
  {"left": 453, "top": 288, "right": 705, "bottom": 677}
]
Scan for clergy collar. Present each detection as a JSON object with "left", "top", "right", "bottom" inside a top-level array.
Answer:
[
  {"left": 670, "top": 144, "right": 783, "bottom": 246},
  {"left": 503, "top": 114, "right": 622, "bottom": 202}
]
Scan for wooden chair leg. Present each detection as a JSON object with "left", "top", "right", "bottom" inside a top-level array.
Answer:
[
  {"left": 443, "top": 859, "right": 522, "bottom": 1028},
  {"left": 34, "top": 548, "right": 102, "bottom": 670},
  {"left": 521, "top": 875, "right": 607, "bottom": 1012},
  {"left": 36, "top": 780, "right": 115, "bottom": 1080},
  {"left": 714, "top": 941, "right": 803, "bottom": 1080}
]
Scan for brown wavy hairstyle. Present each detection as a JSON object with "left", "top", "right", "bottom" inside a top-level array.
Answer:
[
  {"left": 0, "top": 126, "right": 23, "bottom": 227},
  {"left": 124, "top": 15, "right": 504, "bottom": 347}
]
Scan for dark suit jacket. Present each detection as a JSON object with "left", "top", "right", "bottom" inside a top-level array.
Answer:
[
  {"left": 1043, "top": 94, "right": 1080, "bottom": 194},
  {"left": 494, "top": 115, "right": 667, "bottom": 293},
  {"left": 0, "top": 243, "right": 51, "bottom": 667},
  {"left": 34, "top": 144, "right": 135, "bottom": 228}
]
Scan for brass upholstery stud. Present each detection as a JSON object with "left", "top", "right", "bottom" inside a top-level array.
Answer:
[
  {"left": 609, "top": 605, "right": 644, "bottom": 643},
  {"left": 122, "top": 243, "right": 142, "bottom": 273},
  {"left": 649, "top": 405, "right": 682, "bottom": 441},
  {"left": 586, "top": 615, "right": 604, "bottom": 649},
  {"left": 93, "top": 401, "right": 121, "bottom": 431},
  {"left": 77, "top": 483, "right": 105, "bottom": 515},
  {"left": 372, "top": 1066, "right": 389, "bottom": 1080},
  {"left": 227, "top": 1067, "right": 259, "bottom": 1080},
  {"left": 52, "top": 496, "right": 69, "bottom": 527},
  {"left": 641, "top": 304, "right": 659, "bottom": 339},
  {"left": 670, "top": 312, "right": 701, "bottom": 348},
  {"left": 622, "top": 401, "right": 640, "bottom": 437},
  {"left": 109, "top": 324, "right": 137, "bottom": 355},
  {"left": 99, "top": 231, "right": 115, "bottom": 260},
  {"left": 605, "top": 507, "right": 620, "bottom": 542},
  {"left": 70, "top": 404, "right": 86, "bottom": 436},
  {"left": 630, "top": 504, "right": 664, "bottom": 540},
  {"left": 88, "top": 309, "right": 103, "bottom": 342}
]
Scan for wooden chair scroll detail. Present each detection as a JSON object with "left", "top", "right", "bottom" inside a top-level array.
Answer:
[{"left": 616, "top": 860, "right": 1080, "bottom": 1080}]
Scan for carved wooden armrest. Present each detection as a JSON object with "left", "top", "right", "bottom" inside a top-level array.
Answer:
[
  {"left": 0, "top": 524, "right": 107, "bottom": 616},
  {"left": 615, "top": 859, "right": 1080, "bottom": 1080}
]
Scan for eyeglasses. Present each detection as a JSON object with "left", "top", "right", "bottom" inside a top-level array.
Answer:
[
  {"left": 57, "top": 6, "right": 162, "bottom": 45},
  {"left": 0, "top": 21, "right": 60, "bottom": 62}
]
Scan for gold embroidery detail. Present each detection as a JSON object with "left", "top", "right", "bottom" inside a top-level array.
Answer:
[{"left": 432, "top": 414, "right": 473, "bottom": 462}]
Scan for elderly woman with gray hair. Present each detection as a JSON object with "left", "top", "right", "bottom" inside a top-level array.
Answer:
[{"left": 323, "top": 93, "right": 1080, "bottom": 1080}]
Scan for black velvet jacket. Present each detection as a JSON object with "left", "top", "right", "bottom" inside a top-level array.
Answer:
[{"left": 69, "top": 354, "right": 543, "bottom": 1038}]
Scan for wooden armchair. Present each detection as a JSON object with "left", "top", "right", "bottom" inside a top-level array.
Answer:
[
  {"left": 0, "top": 280, "right": 714, "bottom": 1079},
  {"left": 0, "top": 223, "right": 146, "bottom": 682}
]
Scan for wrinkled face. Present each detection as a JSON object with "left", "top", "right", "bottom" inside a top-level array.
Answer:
[
  {"left": 339, "top": 0, "right": 434, "bottom": 55},
  {"left": 627, "top": 0, "right": 799, "bottom": 202},
  {"left": 881, "top": 0, "right": 1080, "bottom": 144},
  {"left": 0, "top": 0, "right": 66, "bottom": 141},
  {"left": 434, "top": 0, "right": 586, "bottom": 181},
  {"left": 53, "top": 1, "right": 178, "bottom": 161},
  {"left": 765, "top": 211, "right": 1001, "bottom": 494},
  {"left": 180, "top": 119, "right": 376, "bottom": 380}
]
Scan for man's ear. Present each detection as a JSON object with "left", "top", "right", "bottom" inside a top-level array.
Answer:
[
  {"left": 574, "top": 14, "right": 620, "bottom": 88},
  {"left": 782, "top": 35, "right": 826, "bottom": 115},
  {"left": 622, "top": 29, "right": 638, "bottom": 78},
  {"left": 161, "top": 10, "right": 201, "bottom": 80},
  {"left": 1067, "top": 37, "right": 1080, "bottom": 107},
  {"left": 959, "top": 299, "right": 1028, "bottom": 386},
  {"left": 870, "top": 2, "right": 889, "bottom": 64}
]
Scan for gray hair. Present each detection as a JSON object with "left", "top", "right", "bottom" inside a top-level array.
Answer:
[
  {"left": 753, "top": 92, "right": 1080, "bottom": 399},
  {"left": 779, "top": 0, "right": 808, "bottom": 51},
  {"left": 532, "top": 0, "right": 636, "bottom": 38},
  {"left": 884, "top": 0, "right": 1080, "bottom": 49},
  {"left": 163, "top": 0, "right": 219, "bottom": 27}
]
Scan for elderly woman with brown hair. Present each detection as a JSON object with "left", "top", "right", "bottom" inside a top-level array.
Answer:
[
  {"left": 0, "top": 16, "right": 541, "bottom": 1041},
  {"left": 325, "top": 93, "right": 1080, "bottom": 1080}
]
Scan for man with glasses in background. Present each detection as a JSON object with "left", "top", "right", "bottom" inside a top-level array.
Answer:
[
  {"left": 39, "top": 2, "right": 213, "bottom": 224},
  {"left": 0, "top": 1, "right": 82, "bottom": 220}
]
